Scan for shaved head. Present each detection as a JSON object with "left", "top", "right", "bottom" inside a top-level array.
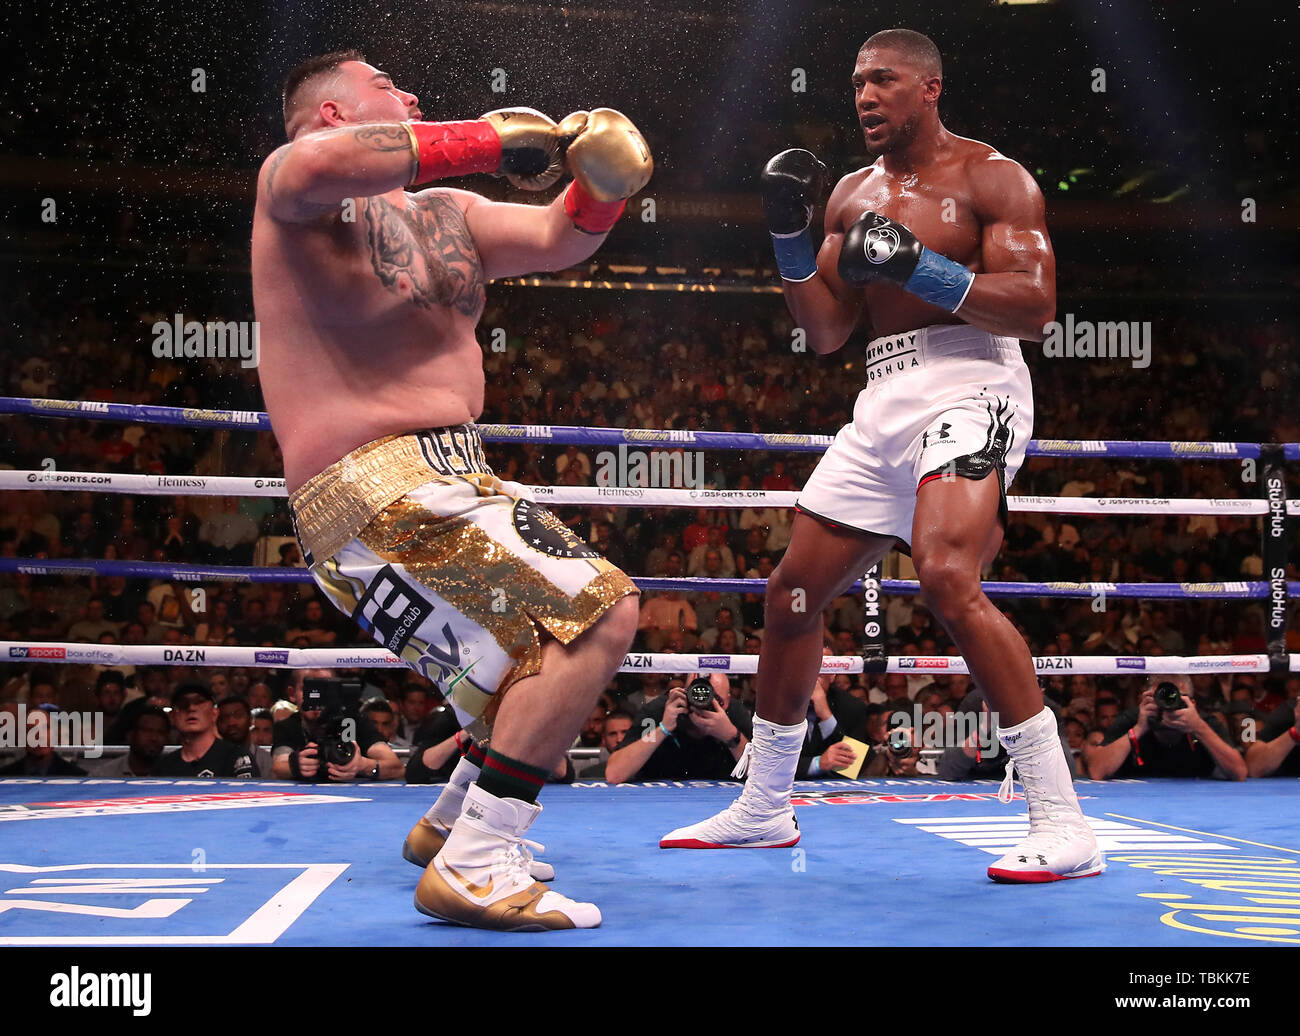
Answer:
[
  {"left": 282, "top": 49, "right": 367, "bottom": 139},
  {"left": 860, "top": 29, "right": 943, "bottom": 80}
]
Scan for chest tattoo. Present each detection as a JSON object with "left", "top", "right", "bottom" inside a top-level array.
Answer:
[{"left": 361, "top": 194, "right": 485, "bottom": 318}]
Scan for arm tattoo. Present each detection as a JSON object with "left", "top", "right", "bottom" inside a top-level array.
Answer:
[
  {"left": 353, "top": 125, "right": 414, "bottom": 151},
  {"left": 264, "top": 144, "right": 341, "bottom": 220},
  {"left": 354, "top": 124, "right": 417, "bottom": 183},
  {"left": 361, "top": 193, "right": 485, "bottom": 318},
  {"left": 264, "top": 146, "right": 291, "bottom": 200}
]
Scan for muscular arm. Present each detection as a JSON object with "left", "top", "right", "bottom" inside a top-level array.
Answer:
[
  {"left": 259, "top": 124, "right": 417, "bottom": 224},
  {"left": 271, "top": 744, "right": 298, "bottom": 779},
  {"left": 958, "top": 156, "right": 1056, "bottom": 341},
  {"left": 441, "top": 187, "right": 611, "bottom": 281},
  {"left": 780, "top": 176, "right": 868, "bottom": 355},
  {"left": 1246, "top": 702, "right": 1300, "bottom": 777}
]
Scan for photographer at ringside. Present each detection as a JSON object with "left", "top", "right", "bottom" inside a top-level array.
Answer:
[
  {"left": 403, "top": 701, "right": 464, "bottom": 784},
  {"left": 1083, "top": 676, "right": 1246, "bottom": 781},
  {"left": 605, "top": 673, "right": 751, "bottom": 783},
  {"left": 937, "top": 688, "right": 1077, "bottom": 781},
  {"left": 272, "top": 668, "right": 402, "bottom": 782}
]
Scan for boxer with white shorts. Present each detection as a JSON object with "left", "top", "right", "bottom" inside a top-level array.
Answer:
[
  {"left": 798, "top": 323, "right": 1031, "bottom": 551},
  {"left": 663, "top": 29, "right": 1102, "bottom": 885}
]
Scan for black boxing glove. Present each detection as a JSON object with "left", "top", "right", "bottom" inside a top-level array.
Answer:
[
  {"left": 761, "top": 149, "right": 827, "bottom": 282},
  {"left": 838, "top": 210, "right": 974, "bottom": 312}
]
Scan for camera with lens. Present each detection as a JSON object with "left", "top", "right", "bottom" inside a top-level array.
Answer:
[
  {"left": 302, "top": 677, "right": 363, "bottom": 772},
  {"left": 886, "top": 726, "right": 913, "bottom": 758},
  {"left": 686, "top": 676, "right": 716, "bottom": 710},
  {"left": 1153, "top": 681, "right": 1186, "bottom": 713}
]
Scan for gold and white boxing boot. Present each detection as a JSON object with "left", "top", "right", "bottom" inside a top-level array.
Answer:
[{"left": 415, "top": 784, "right": 599, "bottom": 931}]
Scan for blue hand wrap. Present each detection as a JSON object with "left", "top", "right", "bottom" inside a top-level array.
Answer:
[
  {"left": 770, "top": 228, "right": 818, "bottom": 282},
  {"left": 904, "top": 248, "right": 975, "bottom": 312}
]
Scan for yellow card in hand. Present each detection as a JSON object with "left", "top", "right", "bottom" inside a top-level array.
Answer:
[{"left": 832, "top": 736, "right": 870, "bottom": 779}]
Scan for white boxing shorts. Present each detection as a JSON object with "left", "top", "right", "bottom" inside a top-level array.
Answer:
[
  {"left": 289, "top": 427, "right": 637, "bottom": 726},
  {"left": 797, "top": 323, "right": 1033, "bottom": 551}
]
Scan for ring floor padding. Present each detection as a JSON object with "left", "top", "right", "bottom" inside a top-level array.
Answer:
[{"left": 1, "top": 777, "right": 1296, "bottom": 947}]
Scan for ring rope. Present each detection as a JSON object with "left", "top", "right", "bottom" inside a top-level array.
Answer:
[
  {"left": 0, "top": 469, "right": 1285, "bottom": 517},
  {"left": 2, "top": 396, "right": 1291, "bottom": 460},
  {"left": 0, "top": 558, "right": 1290, "bottom": 601},
  {"left": 1, "top": 396, "right": 1291, "bottom": 674},
  {"left": 1, "top": 641, "right": 1292, "bottom": 675}
]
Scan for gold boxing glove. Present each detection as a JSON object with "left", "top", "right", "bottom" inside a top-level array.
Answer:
[
  {"left": 559, "top": 108, "right": 653, "bottom": 201},
  {"left": 480, "top": 107, "right": 566, "bottom": 191}
]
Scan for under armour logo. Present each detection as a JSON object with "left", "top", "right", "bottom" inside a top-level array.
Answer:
[{"left": 921, "top": 423, "right": 952, "bottom": 449}]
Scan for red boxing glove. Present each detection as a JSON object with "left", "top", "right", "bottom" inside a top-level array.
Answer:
[
  {"left": 404, "top": 120, "right": 502, "bottom": 185},
  {"left": 563, "top": 179, "right": 626, "bottom": 235}
]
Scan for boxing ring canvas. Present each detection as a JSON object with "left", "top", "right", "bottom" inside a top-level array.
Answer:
[{"left": 1, "top": 777, "right": 1296, "bottom": 947}]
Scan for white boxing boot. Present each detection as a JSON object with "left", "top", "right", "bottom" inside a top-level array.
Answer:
[
  {"left": 987, "top": 707, "right": 1105, "bottom": 883},
  {"left": 660, "top": 717, "right": 803, "bottom": 848}
]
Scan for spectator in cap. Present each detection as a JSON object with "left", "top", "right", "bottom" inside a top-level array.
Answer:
[{"left": 154, "top": 684, "right": 254, "bottom": 778}]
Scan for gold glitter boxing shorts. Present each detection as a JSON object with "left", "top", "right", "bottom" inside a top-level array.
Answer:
[{"left": 288, "top": 425, "right": 638, "bottom": 726}]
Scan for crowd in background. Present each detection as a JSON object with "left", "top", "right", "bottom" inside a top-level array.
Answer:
[{"left": 2, "top": 287, "right": 1298, "bottom": 781}]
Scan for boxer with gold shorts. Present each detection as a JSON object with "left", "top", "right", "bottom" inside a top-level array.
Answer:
[{"left": 253, "top": 50, "right": 651, "bottom": 930}]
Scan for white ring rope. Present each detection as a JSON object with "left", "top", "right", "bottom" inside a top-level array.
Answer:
[
  {"left": 0, "top": 470, "right": 1284, "bottom": 516},
  {"left": 0, "top": 642, "right": 1290, "bottom": 675}
]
